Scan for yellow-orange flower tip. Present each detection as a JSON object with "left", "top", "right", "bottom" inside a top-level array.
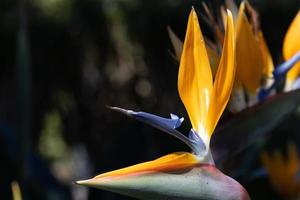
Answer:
[
  {"left": 283, "top": 11, "right": 300, "bottom": 60},
  {"left": 284, "top": 11, "right": 300, "bottom": 84},
  {"left": 235, "top": 1, "right": 264, "bottom": 94},
  {"left": 258, "top": 31, "right": 274, "bottom": 80},
  {"left": 178, "top": 9, "right": 235, "bottom": 148},
  {"left": 178, "top": 8, "right": 212, "bottom": 146}
]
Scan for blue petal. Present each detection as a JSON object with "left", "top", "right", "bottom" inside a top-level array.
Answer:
[
  {"left": 189, "top": 129, "right": 204, "bottom": 146},
  {"left": 189, "top": 129, "right": 206, "bottom": 152},
  {"left": 170, "top": 113, "right": 184, "bottom": 128},
  {"left": 273, "top": 51, "right": 300, "bottom": 79},
  {"left": 259, "top": 51, "right": 300, "bottom": 101},
  {"left": 109, "top": 106, "right": 205, "bottom": 155},
  {"left": 258, "top": 83, "right": 276, "bottom": 101},
  {"left": 133, "top": 111, "right": 184, "bottom": 130}
]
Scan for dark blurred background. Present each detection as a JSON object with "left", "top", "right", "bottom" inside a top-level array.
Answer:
[{"left": 0, "top": 0, "right": 299, "bottom": 199}]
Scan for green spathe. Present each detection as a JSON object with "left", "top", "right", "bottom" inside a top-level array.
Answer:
[{"left": 77, "top": 165, "right": 250, "bottom": 200}]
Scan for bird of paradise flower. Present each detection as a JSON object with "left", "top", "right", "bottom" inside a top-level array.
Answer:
[
  {"left": 220, "top": 2, "right": 300, "bottom": 108},
  {"left": 76, "top": 8, "right": 250, "bottom": 200},
  {"left": 168, "top": 1, "right": 300, "bottom": 112}
]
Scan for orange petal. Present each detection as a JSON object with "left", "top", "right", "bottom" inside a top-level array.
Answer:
[
  {"left": 178, "top": 8, "right": 212, "bottom": 134},
  {"left": 284, "top": 11, "right": 300, "bottom": 83},
  {"left": 83, "top": 152, "right": 198, "bottom": 181},
  {"left": 167, "top": 26, "right": 220, "bottom": 77},
  {"left": 235, "top": 2, "right": 264, "bottom": 93},
  {"left": 207, "top": 10, "right": 235, "bottom": 136},
  {"left": 283, "top": 11, "right": 300, "bottom": 60},
  {"left": 258, "top": 31, "right": 274, "bottom": 79}
]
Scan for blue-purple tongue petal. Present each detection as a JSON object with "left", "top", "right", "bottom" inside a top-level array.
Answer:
[
  {"left": 189, "top": 129, "right": 205, "bottom": 150},
  {"left": 108, "top": 106, "right": 204, "bottom": 155},
  {"left": 259, "top": 51, "right": 300, "bottom": 100},
  {"left": 273, "top": 51, "right": 300, "bottom": 79},
  {"left": 110, "top": 106, "right": 183, "bottom": 129},
  {"left": 170, "top": 113, "right": 184, "bottom": 128}
]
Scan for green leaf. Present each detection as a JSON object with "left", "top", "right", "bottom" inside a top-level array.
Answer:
[{"left": 211, "top": 89, "right": 300, "bottom": 166}]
